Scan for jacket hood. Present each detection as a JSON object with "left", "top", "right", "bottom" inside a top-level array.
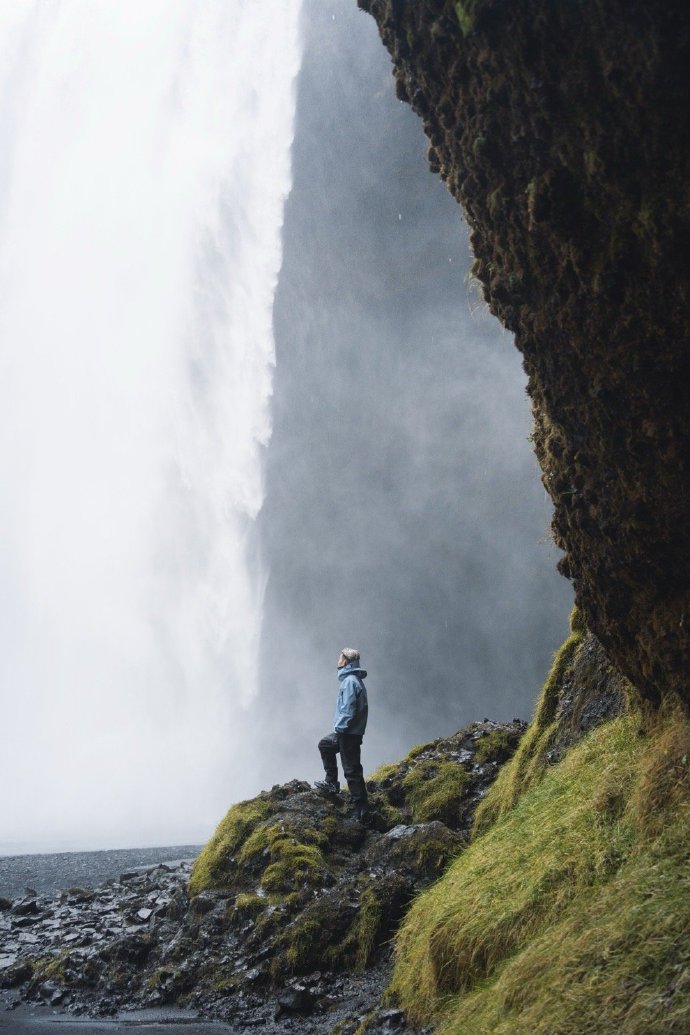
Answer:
[{"left": 338, "top": 659, "right": 367, "bottom": 680}]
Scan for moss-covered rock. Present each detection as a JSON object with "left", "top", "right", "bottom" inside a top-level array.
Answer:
[
  {"left": 184, "top": 719, "right": 525, "bottom": 986},
  {"left": 27, "top": 949, "right": 101, "bottom": 996},
  {"left": 358, "top": 0, "right": 690, "bottom": 709},
  {"left": 370, "top": 718, "right": 525, "bottom": 836},
  {"left": 188, "top": 792, "right": 280, "bottom": 897},
  {"left": 239, "top": 815, "right": 330, "bottom": 895},
  {"left": 363, "top": 821, "right": 463, "bottom": 882},
  {"left": 187, "top": 779, "right": 467, "bottom": 980}
]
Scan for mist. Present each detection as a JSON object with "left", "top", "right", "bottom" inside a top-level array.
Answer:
[
  {"left": 0, "top": 0, "right": 571, "bottom": 853},
  {"left": 255, "top": 0, "right": 573, "bottom": 786},
  {"left": 0, "top": 1, "right": 301, "bottom": 851}
]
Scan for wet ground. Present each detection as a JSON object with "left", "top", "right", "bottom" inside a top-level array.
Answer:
[
  {"left": 0, "top": 1001, "right": 235, "bottom": 1031},
  {"left": 0, "top": 847, "right": 405, "bottom": 1035},
  {"left": 1, "top": 849, "right": 225, "bottom": 1032},
  {"left": 0, "top": 848, "right": 202, "bottom": 903}
]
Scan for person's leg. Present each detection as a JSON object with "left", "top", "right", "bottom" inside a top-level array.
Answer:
[
  {"left": 338, "top": 734, "right": 368, "bottom": 806},
  {"left": 317, "top": 732, "right": 340, "bottom": 787}
]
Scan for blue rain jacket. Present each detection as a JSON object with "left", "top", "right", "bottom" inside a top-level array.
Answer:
[{"left": 333, "top": 659, "right": 369, "bottom": 736}]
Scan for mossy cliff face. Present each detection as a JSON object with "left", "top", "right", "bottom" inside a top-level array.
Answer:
[{"left": 357, "top": 0, "right": 690, "bottom": 706}]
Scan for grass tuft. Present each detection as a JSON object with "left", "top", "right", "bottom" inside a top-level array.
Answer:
[
  {"left": 391, "top": 707, "right": 690, "bottom": 1033},
  {"left": 473, "top": 727, "right": 518, "bottom": 765},
  {"left": 189, "top": 797, "right": 274, "bottom": 896},
  {"left": 473, "top": 610, "right": 585, "bottom": 835},
  {"left": 403, "top": 759, "right": 470, "bottom": 825}
]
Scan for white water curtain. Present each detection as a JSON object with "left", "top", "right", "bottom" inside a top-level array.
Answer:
[{"left": 0, "top": 0, "right": 302, "bottom": 849}]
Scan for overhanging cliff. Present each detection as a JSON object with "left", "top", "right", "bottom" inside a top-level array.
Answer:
[{"left": 357, "top": 0, "right": 690, "bottom": 706}]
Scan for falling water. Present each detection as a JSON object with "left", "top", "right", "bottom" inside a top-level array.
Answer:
[{"left": 0, "top": 1, "right": 302, "bottom": 850}]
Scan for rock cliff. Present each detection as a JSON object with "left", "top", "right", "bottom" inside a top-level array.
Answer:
[{"left": 356, "top": 0, "right": 690, "bottom": 707}]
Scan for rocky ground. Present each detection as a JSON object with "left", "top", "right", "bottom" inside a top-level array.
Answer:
[
  {"left": 0, "top": 720, "right": 525, "bottom": 1034},
  {"left": 0, "top": 847, "right": 203, "bottom": 904}
]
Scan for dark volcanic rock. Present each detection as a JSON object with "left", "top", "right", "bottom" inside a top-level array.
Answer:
[
  {"left": 357, "top": 0, "right": 690, "bottom": 709},
  {"left": 546, "top": 629, "right": 628, "bottom": 761},
  {"left": 11, "top": 900, "right": 40, "bottom": 918}
]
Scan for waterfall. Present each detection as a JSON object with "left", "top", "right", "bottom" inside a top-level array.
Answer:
[{"left": 0, "top": 1, "right": 302, "bottom": 850}]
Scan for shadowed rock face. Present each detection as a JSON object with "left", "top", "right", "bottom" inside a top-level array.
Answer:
[{"left": 357, "top": 0, "right": 690, "bottom": 707}]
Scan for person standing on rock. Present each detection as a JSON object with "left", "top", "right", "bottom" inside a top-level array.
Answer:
[{"left": 315, "top": 648, "right": 370, "bottom": 821}]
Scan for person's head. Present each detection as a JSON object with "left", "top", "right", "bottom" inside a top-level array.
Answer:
[{"left": 338, "top": 647, "right": 360, "bottom": 669}]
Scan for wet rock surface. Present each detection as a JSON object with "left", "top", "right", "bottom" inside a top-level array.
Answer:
[
  {"left": 546, "top": 630, "right": 628, "bottom": 762},
  {"left": 357, "top": 0, "right": 690, "bottom": 708},
  {"left": 0, "top": 720, "right": 521, "bottom": 1033}
]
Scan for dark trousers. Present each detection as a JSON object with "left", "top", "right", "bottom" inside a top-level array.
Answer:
[{"left": 318, "top": 732, "right": 368, "bottom": 804}]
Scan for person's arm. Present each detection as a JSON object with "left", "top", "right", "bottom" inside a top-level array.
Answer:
[{"left": 334, "top": 677, "right": 358, "bottom": 732}]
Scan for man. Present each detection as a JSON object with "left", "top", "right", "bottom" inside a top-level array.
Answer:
[{"left": 316, "top": 648, "right": 369, "bottom": 821}]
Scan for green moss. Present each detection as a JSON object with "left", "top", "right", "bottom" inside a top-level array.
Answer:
[
  {"left": 569, "top": 604, "right": 587, "bottom": 636},
  {"left": 106, "top": 968, "right": 128, "bottom": 989},
  {"left": 236, "top": 816, "right": 329, "bottom": 894},
  {"left": 238, "top": 817, "right": 327, "bottom": 867},
  {"left": 344, "top": 874, "right": 414, "bottom": 971},
  {"left": 253, "top": 904, "right": 285, "bottom": 940},
  {"left": 402, "top": 758, "right": 470, "bottom": 825},
  {"left": 146, "top": 967, "right": 178, "bottom": 990},
  {"left": 406, "top": 741, "right": 436, "bottom": 761},
  {"left": 453, "top": 0, "right": 479, "bottom": 37},
  {"left": 353, "top": 1012, "right": 378, "bottom": 1035},
  {"left": 474, "top": 612, "right": 585, "bottom": 835},
  {"left": 270, "top": 869, "right": 413, "bottom": 978},
  {"left": 473, "top": 727, "right": 519, "bottom": 765},
  {"left": 274, "top": 915, "right": 328, "bottom": 976},
  {"left": 367, "top": 760, "right": 400, "bottom": 783},
  {"left": 189, "top": 796, "right": 274, "bottom": 895},
  {"left": 232, "top": 893, "right": 266, "bottom": 919},
  {"left": 352, "top": 885, "right": 384, "bottom": 969},
  {"left": 261, "top": 842, "right": 327, "bottom": 894},
  {"left": 211, "top": 973, "right": 240, "bottom": 994},
  {"left": 368, "top": 789, "right": 404, "bottom": 828},
  {"left": 29, "top": 950, "right": 101, "bottom": 992},
  {"left": 39, "top": 954, "right": 68, "bottom": 984},
  {"left": 320, "top": 816, "right": 340, "bottom": 838},
  {"left": 391, "top": 709, "right": 690, "bottom": 1033},
  {"left": 190, "top": 792, "right": 331, "bottom": 899},
  {"left": 413, "top": 835, "right": 460, "bottom": 874}
]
